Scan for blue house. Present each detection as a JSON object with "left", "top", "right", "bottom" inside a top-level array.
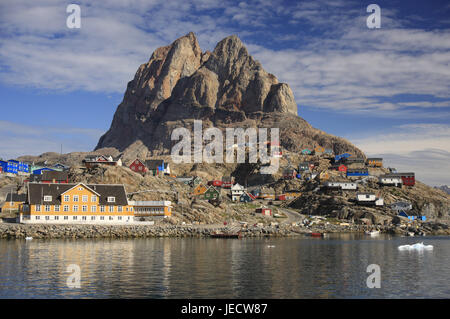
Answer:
[
  {"left": 8, "top": 160, "right": 30, "bottom": 173},
  {"left": 33, "top": 167, "right": 56, "bottom": 175},
  {"left": 346, "top": 168, "right": 369, "bottom": 177},
  {"left": 335, "top": 153, "right": 352, "bottom": 162},
  {"left": 0, "top": 160, "right": 21, "bottom": 174}
]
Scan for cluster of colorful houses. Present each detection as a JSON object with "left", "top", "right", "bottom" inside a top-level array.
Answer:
[{"left": 0, "top": 147, "right": 419, "bottom": 223}]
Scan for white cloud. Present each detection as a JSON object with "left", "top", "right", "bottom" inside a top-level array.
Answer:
[{"left": 0, "top": 121, "right": 103, "bottom": 160}]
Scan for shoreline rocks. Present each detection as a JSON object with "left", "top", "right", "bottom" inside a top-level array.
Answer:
[{"left": 0, "top": 221, "right": 448, "bottom": 239}]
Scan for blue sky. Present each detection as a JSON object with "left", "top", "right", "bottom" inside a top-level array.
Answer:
[{"left": 0, "top": 0, "right": 449, "bottom": 185}]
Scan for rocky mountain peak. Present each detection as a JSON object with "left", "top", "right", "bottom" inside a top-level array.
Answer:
[{"left": 96, "top": 32, "right": 364, "bottom": 160}]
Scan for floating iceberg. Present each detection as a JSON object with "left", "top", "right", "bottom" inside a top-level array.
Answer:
[{"left": 398, "top": 242, "right": 433, "bottom": 251}]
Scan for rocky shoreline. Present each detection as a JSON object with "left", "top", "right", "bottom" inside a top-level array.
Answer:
[{"left": 0, "top": 221, "right": 449, "bottom": 239}]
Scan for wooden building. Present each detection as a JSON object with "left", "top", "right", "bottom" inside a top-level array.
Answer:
[
  {"left": 129, "top": 200, "right": 172, "bottom": 217},
  {"left": 367, "top": 158, "right": 383, "bottom": 167},
  {"left": 1, "top": 193, "right": 27, "bottom": 212},
  {"left": 129, "top": 159, "right": 148, "bottom": 174},
  {"left": 19, "top": 183, "right": 134, "bottom": 224}
]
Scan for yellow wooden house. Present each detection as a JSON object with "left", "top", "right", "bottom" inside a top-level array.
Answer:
[
  {"left": 20, "top": 182, "right": 134, "bottom": 224},
  {"left": 1, "top": 193, "right": 27, "bottom": 213},
  {"left": 367, "top": 158, "right": 383, "bottom": 167}
]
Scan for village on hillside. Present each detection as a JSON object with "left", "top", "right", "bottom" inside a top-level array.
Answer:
[{"left": 2, "top": 143, "right": 447, "bottom": 238}]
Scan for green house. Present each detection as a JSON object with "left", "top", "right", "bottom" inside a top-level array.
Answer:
[
  {"left": 301, "top": 149, "right": 312, "bottom": 155},
  {"left": 201, "top": 187, "right": 220, "bottom": 200}
]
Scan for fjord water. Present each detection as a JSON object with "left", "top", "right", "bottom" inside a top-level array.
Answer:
[{"left": 0, "top": 234, "right": 449, "bottom": 298}]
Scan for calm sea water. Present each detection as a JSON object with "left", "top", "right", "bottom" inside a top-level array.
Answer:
[{"left": 0, "top": 234, "right": 449, "bottom": 298}]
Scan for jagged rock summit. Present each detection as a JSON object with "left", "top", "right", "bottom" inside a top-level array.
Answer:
[{"left": 96, "top": 32, "right": 363, "bottom": 160}]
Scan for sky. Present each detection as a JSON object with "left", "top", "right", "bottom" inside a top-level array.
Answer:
[{"left": 0, "top": 0, "right": 449, "bottom": 186}]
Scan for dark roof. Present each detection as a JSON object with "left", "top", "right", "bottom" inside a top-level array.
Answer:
[
  {"left": 367, "top": 158, "right": 383, "bottom": 161},
  {"left": 145, "top": 160, "right": 164, "bottom": 170},
  {"left": 42, "top": 170, "right": 68, "bottom": 181},
  {"left": 5, "top": 193, "right": 27, "bottom": 202},
  {"left": 222, "top": 176, "right": 233, "bottom": 182},
  {"left": 27, "top": 183, "right": 129, "bottom": 206},
  {"left": 384, "top": 172, "right": 415, "bottom": 177}
]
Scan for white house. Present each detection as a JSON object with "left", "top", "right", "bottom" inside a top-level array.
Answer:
[
  {"left": 356, "top": 193, "right": 384, "bottom": 206},
  {"left": 379, "top": 174, "right": 402, "bottom": 187},
  {"left": 324, "top": 181, "right": 357, "bottom": 190},
  {"left": 231, "top": 183, "right": 245, "bottom": 201}
]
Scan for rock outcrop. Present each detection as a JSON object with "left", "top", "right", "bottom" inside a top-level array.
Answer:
[{"left": 95, "top": 32, "right": 364, "bottom": 160}]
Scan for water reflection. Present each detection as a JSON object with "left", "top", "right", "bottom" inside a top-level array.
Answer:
[{"left": 0, "top": 235, "right": 448, "bottom": 298}]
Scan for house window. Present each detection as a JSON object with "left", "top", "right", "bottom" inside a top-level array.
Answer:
[
  {"left": 45, "top": 205, "right": 51, "bottom": 212},
  {"left": 35, "top": 216, "right": 40, "bottom": 220},
  {"left": 91, "top": 196, "right": 97, "bottom": 202},
  {"left": 91, "top": 216, "right": 95, "bottom": 220},
  {"left": 73, "top": 195, "right": 79, "bottom": 202},
  {"left": 55, "top": 205, "right": 60, "bottom": 212},
  {"left": 118, "top": 206, "right": 123, "bottom": 212},
  {"left": 64, "top": 195, "right": 70, "bottom": 202},
  {"left": 109, "top": 206, "right": 114, "bottom": 213},
  {"left": 63, "top": 205, "right": 69, "bottom": 212},
  {"left": 107, "top": 197, "right": 115, "bottom": 203},
  {"left": 73, "top": 205, "right": 78, "bottom": 212},
  {"left": 55, "top": 216, "right": 59, "bottom": 220},
  {"left": 366, "top": 195, "right": 370, "bottom": 199},
  {"left": 82, "top": 205, "right": 87, "bottom": 212},
  {"left": 82, "top": 195, "right": 88, "bottom": 202},
  {"left": 78, "top": 187, "right": 83, "bottom": 191},
  {"left": 82, "top": 216, "right": 87, "bottom": 220},
  {"left": 44, "top": 196, "right": 52, "bottom": 202},
  {"left": 35, "top": 205, "right": 41, "bottom": 212},
  {"left": 100, "top": 216, "right": 104, "bottom": 220},
  {"left": 45, "top": 216, "right": 50, "bottom": 220},
  {"left": 118, "top": 216, "right": 122, "bottom": 220},
  {"left": 91, "top": 206, "right": 97, "bottom": 213},
  {"left": 100, "top": 206, "right": 105, "bottom": 212},
  {"left": 64, "top": 216, "right": 68, "bottom": 220},
  {"left": 73, "top": 216, "right": 77, "bottom": 220},
  {"left": 109, "top": 216, "right": 113, "bottom": 220}
]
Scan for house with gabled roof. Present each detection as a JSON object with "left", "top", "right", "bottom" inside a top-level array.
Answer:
[
  {"left": 231, "top": 183, "right": 245, "bottom": 201},
  {"left": 19, "top": 182, "right": 134, "bottom": 224}
]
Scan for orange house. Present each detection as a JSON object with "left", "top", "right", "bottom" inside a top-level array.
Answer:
[
  {"left": 192, "top": 184, "right": 208, "bottom": 196},
  {"left": 314, "top": 146, "right": 325, "bottom": 155}
]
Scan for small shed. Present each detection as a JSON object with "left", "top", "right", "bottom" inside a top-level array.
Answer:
[{"left": 256, "top": 207, "right": 272, "bottom": 216}]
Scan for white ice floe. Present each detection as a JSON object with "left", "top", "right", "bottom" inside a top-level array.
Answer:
[
  {"left": 25, "top": 237, "right": 33, "bottom": 240},
  {"left": 398, "top": 242, "right": 433, "bottom": 251}
]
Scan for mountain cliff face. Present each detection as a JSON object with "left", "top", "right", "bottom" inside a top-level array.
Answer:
[{"left": 96, "top": 32, "right": 363, "bottom": 160}]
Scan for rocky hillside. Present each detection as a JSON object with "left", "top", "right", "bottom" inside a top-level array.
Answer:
[{"left": 95, "top": 32, "right": 364, "bottom": 161}]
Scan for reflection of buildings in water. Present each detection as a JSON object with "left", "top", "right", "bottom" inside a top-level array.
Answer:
[
  {"left": 162, "top": 239, "right": 171, "bottom": 297},
  {"left": 19, "top": 239, "right": 136, "bottom": 296}
]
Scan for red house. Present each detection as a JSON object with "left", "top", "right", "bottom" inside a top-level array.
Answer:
[
  {"left": 256, "top": 207, "right": 272, "bottom": 216},
  {"left": 398, "top": 173, "right": 415, "bottom": 186},
  {"left": 208, "top": 180, "right": 223, "bottom": 187},
  {"left": 277, "top": 194, "right": 286, "bottom": 201},
  {"left": 129, "top": 159, "right": 148, "bottom": 174},
  {"left": 221, "top": 176, "right": 234, "bottom": 188},
  {"left": 338, "top": 164, "right": 347, "bottom": 173}
]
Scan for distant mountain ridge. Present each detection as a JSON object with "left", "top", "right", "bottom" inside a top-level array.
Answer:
[{"left": 95, "top": 32, "right": 364, "bottom": 161}]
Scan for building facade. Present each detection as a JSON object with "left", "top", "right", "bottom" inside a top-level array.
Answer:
[{"left": 20, "top": 183, "right": 134, "bottom": 224}]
